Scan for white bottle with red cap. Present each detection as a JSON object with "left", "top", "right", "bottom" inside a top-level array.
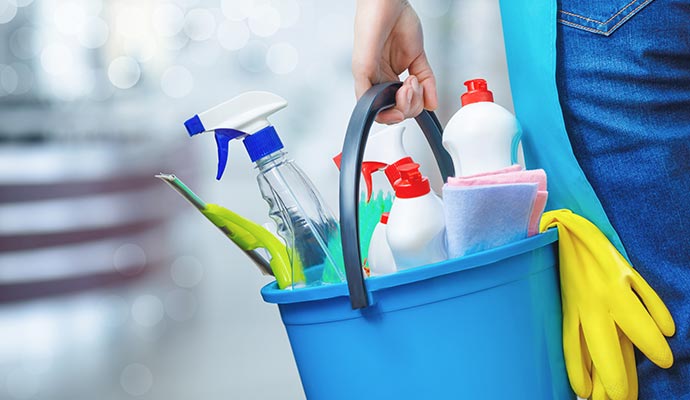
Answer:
[
  {"left": 442, "top": 79, "right": 521, "bottom": 177},
  {"left": 386, "top": 163, "right": 447, "bottom": 270},
  {"left": 367, "top": 212, "right": 397, "bottom": 276}
]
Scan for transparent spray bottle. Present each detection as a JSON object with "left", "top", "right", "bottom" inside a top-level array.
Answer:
[{"left": 184, "top": 92, "right": 344, "bottom": 287}]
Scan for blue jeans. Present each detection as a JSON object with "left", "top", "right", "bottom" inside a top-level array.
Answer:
[{"left": 556, "top": 0, "right": 690, "bottom": 397}]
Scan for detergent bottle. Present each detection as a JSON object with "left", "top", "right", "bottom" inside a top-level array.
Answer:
[
  {"left": 386, "top": 163, "right": 447, "bottom": 269},
  {"left": 442, "top": 79, "right": 521, "bottom": 176},
  {"left": 367, "top": 212, "right": 396, "bottom": 276},
  {"left": 333, "top": 124, "right": 413, "bottom": 202},
  {"left": 185, "top": 91, "right": 344, "bottom": 285}
]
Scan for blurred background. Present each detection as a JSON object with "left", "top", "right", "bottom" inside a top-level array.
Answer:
[{"left": 0, "top": 0, "right": 511, "bottom": 398}]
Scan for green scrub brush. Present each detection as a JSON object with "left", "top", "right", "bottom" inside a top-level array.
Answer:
[{"left": 321, "top": 190, "right": 393, "bottom": 283}]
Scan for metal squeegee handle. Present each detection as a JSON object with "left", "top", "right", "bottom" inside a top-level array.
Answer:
[{"left": 339, "top": 81, "right": 455, "bottom": 309}]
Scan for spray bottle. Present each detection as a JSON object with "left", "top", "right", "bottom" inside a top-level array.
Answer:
[
  {"left": 185, "top": 91, "right": 344, "bottom": 285},
  {"left": 442, "top": 79, "right": 521, "bottom": 177}
]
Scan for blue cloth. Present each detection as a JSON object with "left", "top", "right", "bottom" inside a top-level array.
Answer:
[
  {"left": 556, "top": 0, "right": 690, "bottom": 397},
  {"left": 442, "top": 183, "right": 537, "bottom": 259}
]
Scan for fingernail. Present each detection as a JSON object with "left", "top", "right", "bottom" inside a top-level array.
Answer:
[
  {"left": 406, "top": 88, "right": 413, "bottom": 103},
  {"left": 411, "top": 76, "right": 420, "bottom": 91}
]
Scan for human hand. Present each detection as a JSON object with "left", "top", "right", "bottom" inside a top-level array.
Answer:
[{"left": 352, "top": 0, "right": 438, "bottom": 124}]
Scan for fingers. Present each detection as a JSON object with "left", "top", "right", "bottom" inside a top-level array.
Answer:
[
  {"left": 563, "top": 320, "right": 593, "bottom": 398},
  {"left": 620, "top": 333, "right": 638, "bottom": 400},
  {"left": 376, "top": 75, "right": 425, "bottom": 124},
  {"left": 614, "top": 291, "right": 674, "bottom": 369},
  {"left": 408, "top": 51, "right": 438, "bottom": 111},
  {"left": 582, "top": 314, "right": 629, "bottom": 400},
  {"left": 629, "top": 265, "right": 676, "bottom": 337}
]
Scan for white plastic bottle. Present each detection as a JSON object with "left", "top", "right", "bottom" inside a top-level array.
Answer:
[
  {"left": 442, "top": 79, "right": 521, "bottom": 177},
  {"left": 367, "top": 212, "right": 396, "bottom": 276},
  {"left": 386, "top": 163, "right": 447, "bottom": 269}
]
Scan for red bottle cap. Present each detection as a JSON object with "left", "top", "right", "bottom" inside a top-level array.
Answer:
[
  {"left": 461, "top": 78, "right": 494, "bottom": 106},
  {"left": 393, "top": 163, "right": 430, "bottom": 198},
  {"left": 384, "top": 156, "right": 414, "bottom": 185},
  {"left": 380, "top": 212, "right": 389, "bottom": 224}
]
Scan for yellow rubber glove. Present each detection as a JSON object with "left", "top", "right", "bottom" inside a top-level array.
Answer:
[
  {"left": 591, "top": 329, "right": 637, "bottom": 400},
  {"left": 540, "top": 209, "right": 675, "bottom": 400}
]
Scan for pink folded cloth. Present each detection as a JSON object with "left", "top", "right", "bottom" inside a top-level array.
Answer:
[{"left": 447, "top": 167, "right": 548, "bottom": 236}]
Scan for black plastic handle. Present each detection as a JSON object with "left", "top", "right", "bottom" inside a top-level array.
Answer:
[{"left": 339, "top": 82, "right": 455, "bottom": 309}]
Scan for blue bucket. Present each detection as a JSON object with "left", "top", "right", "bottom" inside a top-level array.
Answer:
[{"left": 261, "top": 83, "right": 573, "bottom": 399}]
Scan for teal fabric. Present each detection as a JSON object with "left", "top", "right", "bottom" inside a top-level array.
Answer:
[{"left": 497, "top": 1, "right": 628, "bottom": 258}]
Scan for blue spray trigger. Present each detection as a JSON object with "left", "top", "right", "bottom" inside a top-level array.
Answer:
[{"left": 214, "top": 128, "right": 246, "bottom": 180}]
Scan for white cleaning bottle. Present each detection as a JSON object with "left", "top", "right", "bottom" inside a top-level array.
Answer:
[
  {"left": 185, "top": 92, "right": 344, "bottom": 284},
  {"left": 442, "top": 79, "right": 521, "bottom": 177},
  {"left": 386, "top": 163, "right": 447, "bottom": 270},
  {"left": 367, "top": 212, "right": 396, "bottom": 276}
]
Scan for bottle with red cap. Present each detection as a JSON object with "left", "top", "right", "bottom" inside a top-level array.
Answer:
[
  {"left": 367, "top": 212, "right": 397, "bottom": 276},
  {"left": 442, "top": 78, "right": 521, "bottom": 177},
  {"left": 386, "top": 163, "right": 447, "bottom": 270}
]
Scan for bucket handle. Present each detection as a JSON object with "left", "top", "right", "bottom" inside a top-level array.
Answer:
[{"left": 339, "top": 81, "right": 454, "bottom": 309}]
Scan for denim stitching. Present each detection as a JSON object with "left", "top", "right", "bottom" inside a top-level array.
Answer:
[
  {"left": 559, "top": 0, "right": 638, "bottom": 25},
  {"left": 557, "top": 19, "right": 609, "bottom": 35},
  {"left": 607, "top": 0, "right": 654, "bottom": 33},
  {"left": 557, "top": 0, "right": 654, "bottom": 35}
]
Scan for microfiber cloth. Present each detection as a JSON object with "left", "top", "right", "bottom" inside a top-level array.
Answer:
[
  {"left": 442, "top": 183, "right": 538, "bottom": 258},
  {"left": 460, "top": 164, "right": 524, "bottom": 178},
  {"left": 448, "top": 168, "right": 548, "bottom": 236}
]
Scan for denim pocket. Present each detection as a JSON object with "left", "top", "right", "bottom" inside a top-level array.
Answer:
[{"left": 558, "top": 0, "right": 655, "bottom": 36}]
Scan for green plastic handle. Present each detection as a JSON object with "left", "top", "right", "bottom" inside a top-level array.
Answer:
[{"left": 201, "top": 203, "right": 305, "bottom": 289}]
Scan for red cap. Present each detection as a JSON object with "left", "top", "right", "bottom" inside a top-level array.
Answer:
[
  {"left": 384, "top": 156, "right": 414, "bottom": 185},
  {"left": 393, "top": 163, "right": 430, "bottom": 198},
  {"left": 461, "top": 78, "right": 494, "bottom": 106},
  {"left": 380, "top": 212, "right": 389, "bottom": 224}
]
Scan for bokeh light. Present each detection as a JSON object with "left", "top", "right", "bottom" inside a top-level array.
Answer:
[
  {"left": 9, "top": 62, "right": 33, "bottom": 94},
  {"left": 131, "top": 294, "right": 164, "bottom": 327},
  {"left": 0, "top": 0, "right": 18, "bottom": 24},
  {"left": 170, "top": 255, "right": 204, "bottom": 288},
  {"left": 113, "top": 243, "right": 147, "bottom": 276},
  {"left": 248, "top": 4, "right": 281, "bottom": 37},
  {"left": 220, "top": 0, "right": 253, "bottom": 21},
  {"left": 53, "top": 2, "right": 86, "bottom": 36},
  {"left": 107, "top": 56, "right": 141, "bottom": 89},
  {"left": 266, "top": 42, "right": 298, "bottom": 75},
  {"left": 0, "top": 64, "right": 19, "bottom": 94},
  {"left": 120, "top": 364, "right": 153, "bottom": 396},
  {"left": 184, "top": 8, "right": 216, "bottom": 41},
  {"left": 152, "top": 3, "right": 185, "bottom": 37},
  {"left": 217, "top": 20, "right": 249, "bottom": 51},
  {"left": 273, "top": 0, "right": 300, "bottom": 28},
  {"left": 9, "top": 27, "right": 39, "bottom": 60},
  {"left": 160, "top": 65, "right": 194, "bottom": 98},
  {"left": 77, "top": 16, "right": 109, "bottom": 49},
  {"left": 40, "top": 43, "right": 75, "bottom": 76}
]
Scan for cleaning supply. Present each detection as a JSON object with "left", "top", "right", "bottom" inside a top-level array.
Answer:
[
  {"left": 386, "top": 163, "right": 446, "bottom": 269},
  {"left": 448, "top": 167, "right": 548, "bottom": 236},
  {"left": 540, "top": 209, "right": 675, "bottom": 400},
  {"left": 443, "top": 183, "right": 537, "bottom": 258},
  {"left": 155, "top": 173, "right": 303, "bottom": 289},
  {"left": 332, "top": 124, "right": 411, "bottom": 202},
  {"left": 185, "top": 91, "right": 344, "bottom": 284},
  {"left": 442, "top": 79, "right": 522, "bottom": 176},
  {"left": 367, "top": 212, "right": 396, "bottom": 276},
  {"left": 322, "top": 190, "right": 393, "bottom": 283}
]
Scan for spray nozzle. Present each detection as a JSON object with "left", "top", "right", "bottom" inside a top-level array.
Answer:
[
  {"left": 333, "top": 153, "right": 387, "bottom": 202},
  {"left": 184, "top": 91, "right": 288, "bottom": 180}
]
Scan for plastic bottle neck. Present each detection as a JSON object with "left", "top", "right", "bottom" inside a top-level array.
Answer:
[{"left": 255, "top": 150, "right": 288, "bottom": 172}]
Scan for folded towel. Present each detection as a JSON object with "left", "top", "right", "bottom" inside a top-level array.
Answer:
[
  {"left": 459, "top": 164, "right": 524, "bottom": 179},
  {"left": 443, "top": 183, "right": 538, "bottom": 258},
  {"left": 448, "top": 168, "right": 547, "bottom": 236}
]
